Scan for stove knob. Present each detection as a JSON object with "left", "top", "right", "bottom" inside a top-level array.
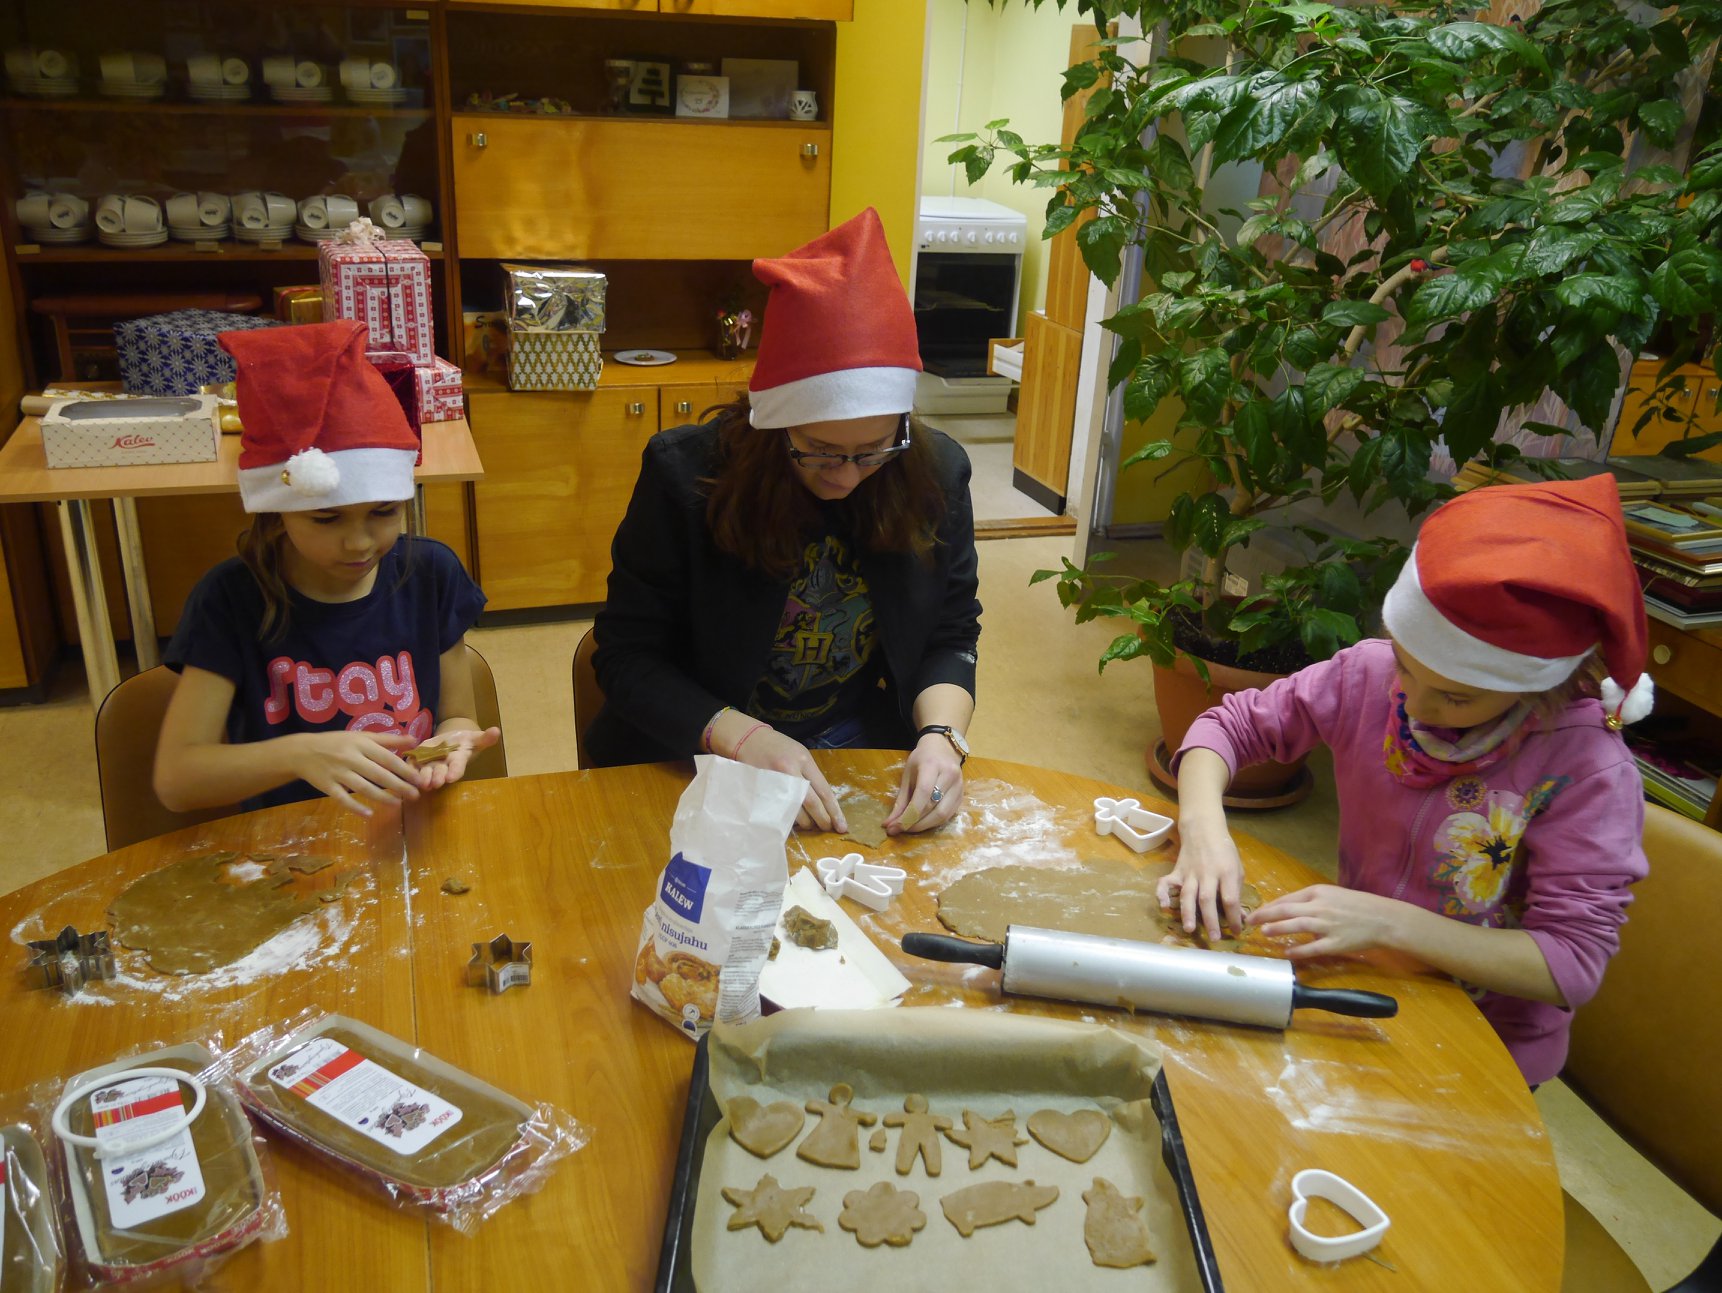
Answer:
[
  {"left": 1009, "top": 231, "right": 1020, "bottom": 245},
  {"left": 965, "top": 230, "right": 977, "bottom": 244},
  {"left": 984, "top": 231, "right": 995, "bottom": 244}
]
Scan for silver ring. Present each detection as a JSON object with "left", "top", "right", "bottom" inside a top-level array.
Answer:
[{"left": 930, "top": 786, "right": 944, "bottom": 805}]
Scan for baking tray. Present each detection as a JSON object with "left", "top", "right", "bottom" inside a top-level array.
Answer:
[{"left": 654, "top": 1032, "right": 1224, "bottom": 1291}]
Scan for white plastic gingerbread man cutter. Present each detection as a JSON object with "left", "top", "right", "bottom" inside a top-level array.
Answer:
[
  {"left": 1092, "top": 796, "right": 1174, "bottom": 852},
  {"left": 1287, "top": 1169, "right": 1391, "bottom": 1262},
  {"left": 814, "top": 852, "right": 906, "bottom": 912}
]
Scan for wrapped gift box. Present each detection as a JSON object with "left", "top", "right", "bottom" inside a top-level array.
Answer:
[
  {"left": 320, "top": 234, "right": 434, "bottom": 365},
  {"left": 41, "top": 395, "right": 220, "bottom": 468},
  {"left": 416, "top": 356, "right": 464, "bottom": 421},
  {"left": 366, "top": 352, "right": 422, "bottom": 432},
  {"left": 508, "top": 331, "right": 603, "bottom": 392},
  {"left": 502, "top": 263, "right": 607, "bottom": 333},
  {"left": 113, "top": 310, "right": 280, "bottom": 396}
]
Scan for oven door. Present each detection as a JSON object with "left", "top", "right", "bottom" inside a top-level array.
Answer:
[{"left": 914, "top": 251, "right": 1018, "bottom": 378}]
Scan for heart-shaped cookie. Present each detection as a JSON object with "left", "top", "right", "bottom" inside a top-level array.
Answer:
[
  {"left": 1026, "top": 1109, "right": 1111, "bottom": 1163},
  {"left": 727, "top": 1096, "right": 807, "bottom": 1159},
  {"left": 1287, "top": 1169, "right": 1390, "bottom": 1261}
]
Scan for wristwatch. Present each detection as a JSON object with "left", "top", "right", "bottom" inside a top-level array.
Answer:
[{"left": 917, "top": 725, "right": 969, "bottom": 764}]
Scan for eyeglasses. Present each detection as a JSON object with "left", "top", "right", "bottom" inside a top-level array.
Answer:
[{"left": 784, "top": 416, "right": 912, "bottom": 470}]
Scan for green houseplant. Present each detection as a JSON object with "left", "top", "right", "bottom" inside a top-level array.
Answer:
[{"left": 948, "top": 0, "right": 1722, "bottom": 780}]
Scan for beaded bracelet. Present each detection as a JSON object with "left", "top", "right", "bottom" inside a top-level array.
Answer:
[
  {"left": 701, "top": 706, "right": 732, "bottom": 753},
  {"left": 730, "top": 720, "right": 769, "bottom": 761}
]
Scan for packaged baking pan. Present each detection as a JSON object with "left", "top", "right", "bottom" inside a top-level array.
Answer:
[
  {"left": 49, "top": 1043, "right": 283, "bottom": 1288},
  {"left": 1, "top": 1123, "right": 63, "bottom": 1293},
  {"left": 233, "top": 1012, "right": 587, "bottom": 1234}
]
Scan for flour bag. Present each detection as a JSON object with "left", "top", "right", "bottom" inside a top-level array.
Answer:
[{"left": 633, "top": 755, "right": 807, "bottom": 1041}]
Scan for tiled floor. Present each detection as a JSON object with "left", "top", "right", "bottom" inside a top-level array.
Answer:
[
  {"left": 1, "top": 533, "right": 1714, "bottom": 1284},
  {"left": 920, "top": 411, "right": 1061, "bottom": 522}
]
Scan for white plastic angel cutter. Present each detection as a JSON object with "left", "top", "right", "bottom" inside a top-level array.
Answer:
[
  {"left": 814, "top": 852, "right": 906, "bottom": 912},
  {"left": 1287, "top": 1169, "right": 1391, "bottom": 1262},
  {"left": 1092, "top": 796, "right": 1174, "bottom": 852}
]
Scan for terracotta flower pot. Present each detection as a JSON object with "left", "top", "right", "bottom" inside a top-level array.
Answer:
[{"left": 1147, "top": 652, "right": 1313, "bottom": 809}]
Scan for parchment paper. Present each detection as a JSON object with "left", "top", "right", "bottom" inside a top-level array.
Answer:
[{"left": 690, "top": 1009, "right": 1207, "bottom": 1292}]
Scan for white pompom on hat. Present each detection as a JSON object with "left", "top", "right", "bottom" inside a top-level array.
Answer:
[
  {"left": 747, "top": 207, "right": 922, "bottom": 429},
  {"left": 220, "top": 319, "right": 420, "bottom": 513},
  {"left": 1382, "top": 475, "right": 1653, "bottom": 726}
]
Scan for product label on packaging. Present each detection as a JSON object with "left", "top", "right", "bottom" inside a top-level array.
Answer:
[
  {"left": 270, "top": 1038, "right": 461, "bottom": 1157},
  {"left": 90, "top": 1077, "right": 207, "bottom": 1227}
]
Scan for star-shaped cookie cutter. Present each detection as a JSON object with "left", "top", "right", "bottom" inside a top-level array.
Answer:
[
  {"left": 814, "top": 852, "right": 906, "bottom": 911},
  {"left": 24, "top": 926, "right": 116, "bottom": 995},
  {"left": 1093, "top": 797, "right": 1174, "bottom": 853},
  {"left": 465, "top": 934, "right": 532, "bottom": 993}
]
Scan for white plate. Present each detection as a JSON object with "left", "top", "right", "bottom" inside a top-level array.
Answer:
[
  {"left": 23, "top": 227, "right": 92, "bottom": 242},
  {"left": 97, "top": 231, "right": 168, "bottom": 247},
  {"left": 169, "top": 224, "right": 230, "bottom": 240},
  {"left": 612, "top": 349, "right": 677, "bottom": 366}
]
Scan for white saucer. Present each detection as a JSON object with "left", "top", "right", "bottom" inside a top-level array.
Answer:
[
  {"left": 233, "top": 225, "right": 294, "bottom": 242},
  {"left": 612, "top": 349, "right": 678, "bottom": 367},
  {"left": 98, "top": 228, "right": 169, "bottom": 247},
  {"left": 292, "top": 223, "right": 341, "bottom": 241},
  {"left": 23, "top": 224, "right": 92, "bottom": 242},
  {"left": 9, "top": 77, "right": 79, "bottom": 96},
  {"left": 169, "top": 223, "right": 231, "bottom": 240}
]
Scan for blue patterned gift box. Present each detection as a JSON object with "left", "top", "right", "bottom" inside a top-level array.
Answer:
[{"left": 113, "top": 310, "right": 281, "bottom": 396}]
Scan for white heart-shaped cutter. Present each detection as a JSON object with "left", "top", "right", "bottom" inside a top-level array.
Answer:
[
  {"left": 1287, "top": 1169, "right": 1390, "bottom": 1261},
  {"left": 1093, "top": 796, "right": 1174, "bottom": 852},
  {"left": 813, "top": 852, "right": 906, "bottom": 912}
]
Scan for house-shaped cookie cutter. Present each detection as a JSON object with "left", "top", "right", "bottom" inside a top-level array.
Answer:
[
  {"left": 24, "top": 926, "right": 116, "bottom": 995},
  {"left": 1093, "top": 797, "right": 1174, "bottom": 852},
  {"left": 466, "top": 933, "right": 532, "bottom": 993},
  {"left": 814, "top": 852, "right": 906, "bottom": 912}
]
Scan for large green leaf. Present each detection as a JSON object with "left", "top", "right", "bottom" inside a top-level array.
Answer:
[
  {"left": 1304, "top": 362, "right": 1364, "bottom": 416},
  {"left": 1406, "top": 269, "right": 1501, "bottom": 324},
  {"left": 1637, "top": 100, "right": 1685, "bottom": 149},
  {"left": 1650, "top": 246, "right": 1722, "bottom": 315},
  {"left": 1077, "top": 216, "right": 1129, "bottom": 286},
  {"left": 1179, "top": 348, "right": 1234, "bottom": 423},
  {"left": 1320, "top": 300, "right": 1392, "bottom": 327},
  {"left": 1332, "top": 87, "right": 1424, "bottom": 200},
  {"left": 1520, "top": 226, "right": 1602, "bottom": 277},
  {"left": 1210, "top": 76, "right": 1321, "bottom": 165},
  {"left": 1443, "top": 373, "right": 1503, "bottom": 465},
  {"left": 1552, "top": 274, "right": 1640, "bottom": 312},
  {"left": 1426, "top": 21, "right": 1550, "bottom": 76}
]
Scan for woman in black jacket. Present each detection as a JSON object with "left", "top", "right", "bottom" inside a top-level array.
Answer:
[{"left": 589, "top": 208, "right": 981, "bottom": 835}]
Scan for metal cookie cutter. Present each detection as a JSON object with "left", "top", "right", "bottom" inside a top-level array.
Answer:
[
  {"left": 1287, "top": 1169, "right": 1390, "bottom": 1262},
  {"left": 1093, "top": 797, "right": 1174, "bottom": 852},
  {"left": 814, "top": 852, "right": 906, "bottom": 912},
  {"left": 24, "top": 926, "right": 116, "bottom": 995},
  {"left": 466, "top": 934, "right": 532, "bottom": 993}
]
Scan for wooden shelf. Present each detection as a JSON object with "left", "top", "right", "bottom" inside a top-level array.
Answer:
[
  {"left": 1, "top": 97, "right": 431, "bottom": 121},
  {"left": 13, "top": 243, "right": 449, "bottom": 265},
  {"left": 456, "top": 107, "right": 825, "bottom": 127}
]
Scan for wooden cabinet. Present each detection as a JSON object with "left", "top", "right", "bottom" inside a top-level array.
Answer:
[
  {"left": 468, "top": 386, "right": 660, "bottom": 610},
  {"left": 452, "top": 116, "right": 830, "bottom": 262},
  {"left": 1611, "top": 359, "right": 1722, "bottom": 461},
  {"left": 452, "top": 0, "right": 850, "bottom": 15},
  {"left": 1013, "top": 310, "right": 1080, "bottom": 510},
  {"left": 660, "top": 379, "right": 749, "bottom": 426}
]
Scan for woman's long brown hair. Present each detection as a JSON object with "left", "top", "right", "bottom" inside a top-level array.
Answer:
[
  {"left": 702, "top": 398, "right": 947, "bottom": 580},
  {"left": 236, "top": 506, "right": 419, "bottom": 643}
]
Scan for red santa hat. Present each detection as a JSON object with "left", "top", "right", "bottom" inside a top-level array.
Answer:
[
  {"left": 1382, "top": 475, "right": 1653, "bottom": 725},
  {"left": 747, "top": 207, "right": 922, "bottom": 429},
  {"left": 220, "top": 320, "right": 419, "bottom": 513}
]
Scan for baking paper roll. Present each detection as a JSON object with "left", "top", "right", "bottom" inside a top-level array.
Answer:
[
  {"left": 94, "top": 195, "right": 126, "bottom": 234},
  {"left": 370, "top": 61, "right": 397, "bottom": 89},
  {"left": 295, "top": 60, "right": 322, "bottom": 88},
  {"left": 221, "top": 56, "right": 248, "bottom": 85}
]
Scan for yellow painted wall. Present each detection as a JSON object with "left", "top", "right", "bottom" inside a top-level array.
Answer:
[
  {"left": 920, "top": 0, "right": 1077, "bottom": 332},
  {"left": 1111, "top": 398, "right": 1214, "bottom": 526},
  {"left": 834, "top": 0, "right": 930, "bottom": 282}
]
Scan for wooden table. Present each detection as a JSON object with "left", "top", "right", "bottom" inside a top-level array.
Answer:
[
  {"left": 0, "top": 407, "right": 484, "bottom": 705},
  {"left": 0, "top": 754, "right": 1562, "bottom": 1289}
]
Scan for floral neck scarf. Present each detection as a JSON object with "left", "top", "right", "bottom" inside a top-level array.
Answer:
[{"left": 1382, "top": 683, "right": 1538, "bottom": 789}]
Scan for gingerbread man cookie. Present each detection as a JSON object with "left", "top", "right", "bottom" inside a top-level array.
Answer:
[{"left": 883, "top": 1094, "right": 953, "bottom": 1177}]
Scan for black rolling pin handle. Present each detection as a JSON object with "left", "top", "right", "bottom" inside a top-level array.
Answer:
[
  {"left": 901, "top": 933, "right": 1005, "bottom": 970},
  {"left": 1290, "top": 985, "right": 1400, "bottom": 1019}
]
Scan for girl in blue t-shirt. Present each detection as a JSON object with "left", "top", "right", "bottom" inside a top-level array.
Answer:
[{"left": 155, "top": 320, "right": 498, "bottom": 815}]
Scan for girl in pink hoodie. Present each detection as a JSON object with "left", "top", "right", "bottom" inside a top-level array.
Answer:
[{"left": 1162, "top": 477, "right": 1652, "bottom": 1085}]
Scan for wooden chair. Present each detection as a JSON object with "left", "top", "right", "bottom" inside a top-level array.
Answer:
[
  {"left": 96, "top": 644, "right": 507, "bottom": 852},
  {"left": 571, "top": 626, "right": 603, "bottom": 769},
  {"left": 1558, "top": 802, "right": 1722, "bottom": 1293}
]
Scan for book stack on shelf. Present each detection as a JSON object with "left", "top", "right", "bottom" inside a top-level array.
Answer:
[
  {"left": 1450, "top": 456, "right": 1660, "bottom": 499},
  {"left": 1620, "top": 498, "right": 1722, "bottom": 629},
  {"left": 1624, "top": 728, "right": 1721, "bottom": 821}
]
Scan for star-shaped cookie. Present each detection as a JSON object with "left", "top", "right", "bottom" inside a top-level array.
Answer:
[
  {"left": 943, "top": 1109, "right": 1029, "bottom": 1170},
  {"left": 722, "top": 1174, "right": 823, "bottom": 1242}
]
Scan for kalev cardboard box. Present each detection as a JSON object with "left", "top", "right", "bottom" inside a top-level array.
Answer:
[
  {"left": 42, "top": 395, "right": 220, "bottom": 468},
  {"left": 320, "top": 236, "right": 434, "bottom": 365},
  {"left": 114, "top": 310, "right": 281, "bottom": 396},
  {"left": 507, "top": 331, "right": 603, "bottom": 392}
]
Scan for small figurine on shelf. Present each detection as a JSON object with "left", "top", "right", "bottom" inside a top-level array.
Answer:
[{"left": 715, "top": 291, "right": 754, "bottom": 360}]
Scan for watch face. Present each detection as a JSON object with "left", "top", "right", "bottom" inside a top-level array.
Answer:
[{"left": 949, "top": 729, "right": 970, "bottom": 756}]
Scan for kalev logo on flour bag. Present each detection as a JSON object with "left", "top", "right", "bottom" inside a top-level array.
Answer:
[{"left": 633, "top": 755, "right": 807, "bottom": 1040}]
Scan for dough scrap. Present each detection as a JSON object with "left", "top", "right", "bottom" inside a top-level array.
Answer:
[
  {"left": 782, "top": 905, "right": 838, "bottom": 951},
  {"left": 796, "top": 1083, "right": 876, "bottom": 1170},
  {"left": 440, "top": 876, "right": 470, "bottom": 895},
  {"left": 405, "top": 743, "right": 450, "bottom": 766},
  {"left": 1082, "top": 1177, "right": 1156, "bottom": 1268},
  {"left": 722, "top": 1174, "right": 822, "bottom": 1242},
  {"left": 841, "top": 796, "right": 890, "bottom": 848},
  {"left": 942, "top": 1109, "right": 1028, "bottom": 1170},
  {"left": 726, "top": 1096, "right": 806, "bottom": 1159},
  {"left": 883, "top": 1093, "right": 952, "bottom": 1177},
  {"left": 936, "top": 859, "right": 1260, "bottom": 951},
  {"left": 109, "top": 851, "right": 349, "bottom": 975},
  {"left": 1026, "top": 1109, "right": 1111, "bottom": 1163},
  {"left": 940, "top": 1180, "right": 1059, "bottom": 1237},
  {"left": 869, "top": 1128, "right": 888, "bottom": 1153},
  {"left": 839, "top": 1181, "right": 927, "bottom": 1248}
]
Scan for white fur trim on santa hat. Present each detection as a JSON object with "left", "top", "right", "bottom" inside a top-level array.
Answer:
[
  {"left": 1600, "top": 672, "right": 1655, "bottom": 725},
  {"left": 748, "top": 365, "right": 918, "bottom": 429},
  {"left": 1381, "top": 548, "right": 1590, "bottom": 691},
  {"left": 238, "top": 446, "right": 417, "bottom": 513}
]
